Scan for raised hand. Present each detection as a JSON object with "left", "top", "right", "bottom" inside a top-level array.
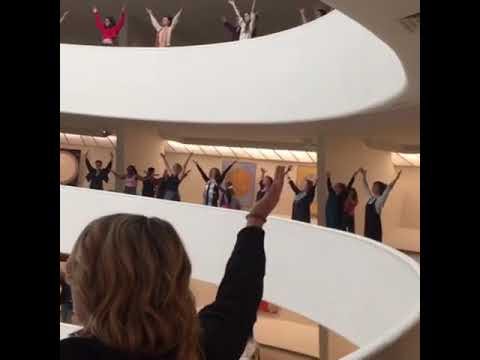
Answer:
[
  {"left": 228, "top": 0, "right": 235, "bottom": 6},
  {"left": 92, "top": 6, "right": 98, "bottom": 14},
  {"left": 286, "top": 165, "right": 293, "bottom": 174},
  {"left": 146, "top": 8, "right": 152, "bottom": 14},
  {"left": 248, "top": 166, "right": 287, "bottom": 226}
]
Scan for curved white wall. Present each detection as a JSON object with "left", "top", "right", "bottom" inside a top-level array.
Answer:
[
  {"left": 60, "top": 11, "right": 406, "bottom": 124},
  {"left": 60, "top": 186, "right": 419, "bottom": 359}
]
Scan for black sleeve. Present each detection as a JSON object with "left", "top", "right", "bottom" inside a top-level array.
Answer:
[
  {"left": 289, "top": 180, "right": 301, "bottom": 195},
  {"left": 85, "top": 157, "right": 94, "bottom": 172},
  {"left": 307, "top": 185, "right": 317, "bottom": 203},
  {"left": 196, "top": 163, "right": 209, "bottom": 183},
  {"left": 327, "top": 176, "right": 334, "bottom": 193},
  {"left": 219, "top": 162, "right": 235, "bottom": 183},
  {"left": 198, "top": 226, "right": 265, "bottom": 360},
  {"left": 347, "top": 175, "right": 355, "bottom": 190},
  {"left": 104, "top": 160, "right": 112, "bottom": 173}
]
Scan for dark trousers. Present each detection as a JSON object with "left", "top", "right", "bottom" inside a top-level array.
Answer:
[{"left": 342, "top": 215, "right": 355, "bottom": 233}]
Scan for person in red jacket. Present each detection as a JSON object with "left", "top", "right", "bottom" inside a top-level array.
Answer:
[{"left": 92, "top": 5, "right": 127, "bottom": 46}]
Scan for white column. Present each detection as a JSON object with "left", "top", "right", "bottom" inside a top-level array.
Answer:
[
  {"left": 114, "top": 127, "right": 125, "bottom": 192},
  {"left": 316, "top": 136, "right": 327, "bottom": 226}
]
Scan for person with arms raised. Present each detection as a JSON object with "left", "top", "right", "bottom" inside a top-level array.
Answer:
[
  {"left": 228, "top": 0, "right": 258, "bottom": 41},
  {"left": 160, "top": 152, "right": 193, "bottom": 201},
  {"left": 146, "top": 7, "right": 183, "bottom": 47},
  {"left": 60, "top": 166, "right": 288, "bottom": 360},
  {"left": 360, "top": 168, "right": 402, "bottom": 242},
  {"left": 92, "top": 4, "right": 127, "bottom": 46},
  {"left": 85, "top": 151, "right": 113, "bottom": 190}
]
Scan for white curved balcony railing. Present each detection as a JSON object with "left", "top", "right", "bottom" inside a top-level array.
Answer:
[
  {"left": 60, "top": 186, "right": 419, "bottom": 359},
  {"left": 60, "top": 11, "right": 406, "bottom": 124}
]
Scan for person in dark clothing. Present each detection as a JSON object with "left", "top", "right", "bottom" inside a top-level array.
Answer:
[
  {"left": 222, "top": 16, "right": 240, "bottom": 41},
  {"left": 325, "top": 170, "right": 359, "bottom": 230},
  {"left": 60, "top": 166, "right": 288, "bottom": 360},
  {"left": 140, "top": 167, "right": 158, "bottom": 197},
  {"left": 85, "top": 151, "right": 113, "bottom": 190},
  {"left": 155, "top": 169, "right": 169, "bottom": 199},
  {"left": 342, "top": 187, "right": 359, "bottom": 233},
  {"left": 360, "top": 168, "right": 402, "bottom": 242},
  {"left": 160, "top": 153, "right": 193, "bottom": 201},
  {"left": 60, "top": 270, "right": 73, "bottom": 323},
  {"left": 219, "top": 181, "right": 242, "bottom": 209},
  {"left": 256, "top": 168, "right": 273, "bottom": 202},
  {"left": 287, "top": 174, "right": 318, "bottom": 223},
  {"left": 193, "top": 160, "right": 237, "bottom": 206}
]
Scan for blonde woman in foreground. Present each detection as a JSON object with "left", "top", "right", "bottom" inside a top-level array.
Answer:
[{"left": 60, "top": 166, "right": 288, "bottom": 360}]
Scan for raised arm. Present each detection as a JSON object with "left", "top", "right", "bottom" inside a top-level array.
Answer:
[
  {"left": 60, "top": 10, "right": 70, "bottom": 24},
  {"left": 326, "top": 172, "right": 334, "bottom": 193},
  {"left": 85, "top": 151, "right": 94, "bottom": 172},
  {"left": 360, "top": 168, "right": 373, "bottom": 197},
  {"left": 287, "top": 176, "right": 301, "bottom": 194},
  {"left": 179, "top": 169, "right": 191, "bottom": 183},
  {"left": 219, "top": 160, "right": 237, "bottom": 183},
  {"left": 199, "top": 166, "right": 286, "bottom": 359},
  {"left": 307, "top": 178, "right": 318, "bottom": 202},
  {"left": 114, "top": 5, "right": 127, "bottom": 32},
  {"left": 160, "top": 153, "right": 173, "bottom": 175},
  {"left": 92, "top": 6, "right": 104, "bottom": 31},
  {"left": 193, "top": 160, "right": 209, "bottom": 183},
  {"left": 299, "top": 8, "right": 308, "bottom": 24},
  {"left": 347, "top": 170, "right": 359, "bottom": 190},
  {"left": 146, "top": 8, "right": 162, "bottom": 31},
  {"left": 171, "top": 8, "right": 183, "bottom": 29},
  {"left": 375, "top": 171, "right": 401, "bottom": 213},
  {"left": 228, "top": 0, "right": 244, "bottom": 24},
  {"left": 104, "top": 152, "right": 114, "bottom": 173},
  {"left": 180, "top": 153, "right": 193, "bottom": 178},
  {"left": 389, "top": 170, "right": 402, "bottom": 188},
  {"left": 249, "top": 0, "right": 257, "bottom": 31},
  {"left": 249, "top": 12, "right": 257, "bottom": 33}
]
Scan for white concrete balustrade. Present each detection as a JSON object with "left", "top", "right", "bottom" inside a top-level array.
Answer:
[{"left": 60, "top": 186, "right": 419, "bottom": 359}]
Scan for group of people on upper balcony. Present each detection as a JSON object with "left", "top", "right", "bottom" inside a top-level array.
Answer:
[
  {"left": 82, "top": 151, "right": 401, "bottom": 243},
  {"left": 59, "top": 1, "right": 331, "bottom": 47}
]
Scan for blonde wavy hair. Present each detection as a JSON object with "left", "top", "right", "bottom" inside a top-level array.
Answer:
[{"left": 66, "top": 214, "right": 202, "bottom": 360}]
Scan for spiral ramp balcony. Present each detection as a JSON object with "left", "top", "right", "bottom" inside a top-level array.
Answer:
[{"left": 60, "top": 0, "right": 420, "bottom": 358}]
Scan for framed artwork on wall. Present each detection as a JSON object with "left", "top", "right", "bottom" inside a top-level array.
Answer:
[
  {"left": 222, "top": 160, "right": 257, "bottom": 209},
  {"left": 60, "top": 149, "right": 81, "bottom": 186}
]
